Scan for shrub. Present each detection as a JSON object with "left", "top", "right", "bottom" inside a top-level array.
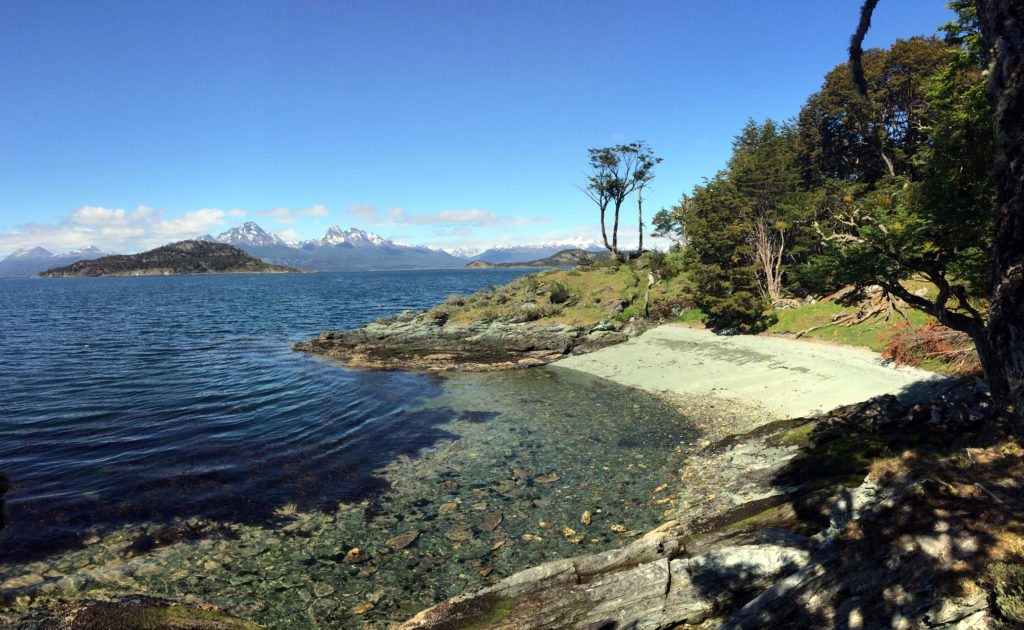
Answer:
[
  {"left": 428, "top": 307, "right": 451, "bottom": 325},
  {"left": 445, "top": 293, "right": 466, "bottom": 307},
  {"left": 696, "top": 284, "right": 776, "bottom": 333},
  {"left": 474, "top": 306, "right": 504, "bottom": 323},
  {"left": 548, "top": 281, "right": 572, "bottom": 304},
  {"left": 517, "top": 302, "right": 562, "bottom": 322},
  {"left": 641, "top": 251, "right": 684, "bottom": 279},
  {"left": 515, "top": 274, "right": 542, "bottom": 294},
  {"left": 989, "top": 563, "right": 1024, "bottom": 624},
  {"left": 648, "top": 295, "right": 697, "bottom": 320},
  {"left": 882, "top": 322, "right": 981, "bottom": 375}
]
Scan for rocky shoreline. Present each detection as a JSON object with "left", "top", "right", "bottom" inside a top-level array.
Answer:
[
  {"left": 399, "top": 385, "right": 1013, "bottom": 629},
  {"left": 2, "top": 380, "right": 1018, "bottom": 628},
  {"left": 292, "top": 309, "right": 649, "bottom": 371}
]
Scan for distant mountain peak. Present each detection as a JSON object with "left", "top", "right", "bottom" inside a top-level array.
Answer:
[
  {"left": 488, "top": 236, "right": 604, "bottom": 251},
  {"left": 316, "top": 225, "right": 390, "bottom": 247},
  {"left": 7, "top": 246, "right": 53, "bottom": 260},
  {"left": 442, "top": 246, "right": 485, "bottom": 258},
  {"left": 1, "top": 245, "right": 110, "bottom": 276},
  {"left": 216, "top": 222, "right": 286, "bottom": 247}
]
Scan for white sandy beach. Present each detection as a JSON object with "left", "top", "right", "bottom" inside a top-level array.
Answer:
[{"left": 551, "top": 324, "right": 952, "bottom": 418}]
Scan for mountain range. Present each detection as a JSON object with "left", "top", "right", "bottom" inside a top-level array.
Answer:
[
  {"left": 1, "top": 222, "right": 606, "bottom": 275},
  {"left": 0, "top": 246, "right": 112, "bottom": 277},
  {"left": 207, "top": 222, "right": 605, "bottom": 270}
]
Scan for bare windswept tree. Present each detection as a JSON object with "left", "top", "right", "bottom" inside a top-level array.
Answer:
[
  {"left": 633, "top": 144, "right": 662, "bottom": 255},
  {"left": 749, "top": 216, "right": 785, "bottom": 301},
  {"left": 853, "top": 0, "right": 1024, "bottom": 427}
]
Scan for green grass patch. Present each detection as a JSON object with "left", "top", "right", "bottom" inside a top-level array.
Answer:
[
  {"left": 768, "top": 302, "right": 935, "bottom": 352},
  {"left": 672, "top": 307, "right": 706, "bottom": 327},
  {"left": 435, "top": 256, "right": 693, "bottom": 328}
]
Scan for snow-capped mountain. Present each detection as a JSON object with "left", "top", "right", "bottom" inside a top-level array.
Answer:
[
  {"left": 314, "top": 225, "right": 391, "bottom": 247},
  {"left": 7, "top": 246, "right": 54, "bottom": 260},
  {"left": 53, "top": 245, "right": 108, "bottom": 259},
  {"left": 442, "top": 246, "right": 484, "bottom": 258},
  {"left": 0, "top": 245, "right": 112, "bottom": 277},
  {"left": 216, "top": 222, "right": 287, "bottom": 247},
  {"left": 207, "top": 222, "right": 463, "bottom": 271}
]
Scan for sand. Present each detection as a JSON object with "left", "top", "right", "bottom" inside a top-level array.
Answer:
[{"left": 550, "top": 324, "right": 952, "bottom": 418}]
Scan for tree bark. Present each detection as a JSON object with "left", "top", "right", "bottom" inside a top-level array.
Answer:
[
  {"left": 600, "top": 203, "right": 611, "bottom": 252},
  {"left": 749, "top": 217, "right": 785, "bottom": 301},
  {"left": 612, "top": 200, "right": 622, "bottom": 260},
  {"left": 977, "top": 0, "right": 1024, "bottom": 427},
  {"left": 637, "top": 187, "right": 645, "bottom": 255}
]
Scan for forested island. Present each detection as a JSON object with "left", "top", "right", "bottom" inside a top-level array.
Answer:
[{"left": 38, "top": 240, "right": 300, "bottom": 277}]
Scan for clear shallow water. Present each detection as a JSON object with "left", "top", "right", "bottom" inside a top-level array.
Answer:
[
  {"left": 0, "top": 270, "right": 534, "bottom": 560},
  {"left": 0, "top": 270, "right": 700, "bottom": 627}
]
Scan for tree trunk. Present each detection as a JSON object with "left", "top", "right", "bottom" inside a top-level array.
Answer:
[
  {"left": 749, "top": 217, "right": 785, "bottom": 301},
  {"left": 977, "top": 0, "right": 1024, "bottom": 428},
  {"left": 637, "top": 188, "right": 645, "bottom": 255},
  {"left": 600, "top": 203, "right": 611, "bottom": 252},
  {"left": 612, "top": 201, "right": 622, "bottom": 260}
]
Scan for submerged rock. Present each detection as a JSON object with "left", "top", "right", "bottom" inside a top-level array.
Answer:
[
  {"left": 399, "top": 387, "right": 1011, "bottom": 629},
  {"left": 3, "top": 595, "right": 258, "bottom": 629},
  {"left": 477, "top": 513, "right": 503, "bottom": 533},
  {"left": 342, "top": 547, "right": 368, "bottom": 564},
  {"left": 385, "top": 531, "right": 420, "bottom": 550}
]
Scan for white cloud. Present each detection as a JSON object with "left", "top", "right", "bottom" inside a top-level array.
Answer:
[
  {"left": 277, "top": 228, "right": 304, "bottom": 242},
  {"left": 346, "top": 204, "right": 550, "bottom": 228},
  {"left": 0, "top": 205, "right": 236, "bottom": 255},
  {"left": 256, "top": 204, "right": 330, "bottom": 224}
]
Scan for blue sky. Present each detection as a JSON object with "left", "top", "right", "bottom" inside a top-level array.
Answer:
[{"left": 0, "top": 0, "right": 954, "bottom": 255}]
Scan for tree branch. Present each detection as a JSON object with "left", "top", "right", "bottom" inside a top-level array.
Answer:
[{"left": 850, "top": 0, "right": 881, "bottom": 99}]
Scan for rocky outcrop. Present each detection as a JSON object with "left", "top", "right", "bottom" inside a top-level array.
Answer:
[
  {"left": 400, "top": 387, "right": 1011, "bottom": 629},
  {"left": 398, "top": 520, "right": 814, "bottom": 630},
  {"left": 292, "top": 310, "right": 642, "bottom": 371}
]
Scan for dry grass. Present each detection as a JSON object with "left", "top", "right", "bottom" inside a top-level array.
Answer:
[{"left": 431, "top": 255, "right": 692, "bottom": 327}]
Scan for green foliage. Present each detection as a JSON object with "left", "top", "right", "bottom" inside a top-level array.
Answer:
[
  {"left": 640, "top": 250, "right": 684, "bottom": 279},
  {"left": 683, "top": 176, "right": 775, "bottom": 332},
  {"left": 797, "top": 37, "right": 950, "bottom": 184},
  {"left": 547, "top": 280, "right": 572, "bottom": 304},
  {"left": 582, "top": 142, "right": 661, "bottom": 257},
  {"left": 989, "top": 562, "right": 1024, "bottom": 624},
  {"left": 664, "top": 16, "right": 994, "bottom": 347},
  {"left": 671, "top": 307, "right": 706, "bottom": 327}
]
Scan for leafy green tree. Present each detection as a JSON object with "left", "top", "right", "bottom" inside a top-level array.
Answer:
[
  {"left": 847, "top": 0, "right": 1024, "bottom": 428},
  {"left": 798, "top": 37, "right": 949, "bottom": 185},
  {"left": 581, "top": 142, "right": 660, "bottom": 260},
  {"left": 683, "top": 176, "right": 775, "bottom": 332},
  {"left": 652, "top": 195, "right": 691, "bottom": 250},
  {"left": 837, "top": 2, "right": 1002, "bottom": 386},
  {"left": 727, "top": 119, "right": 809, "bottom": 300}
]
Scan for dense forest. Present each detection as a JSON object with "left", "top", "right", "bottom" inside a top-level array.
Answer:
[
  {"left": 578, "top": 1, "right": 1021, "bottom": 427},
  {"left": 652, "top": 6, "right": 992, "bottom": 335}
]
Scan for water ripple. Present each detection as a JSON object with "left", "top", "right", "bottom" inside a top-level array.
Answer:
[{"left": 0, "top": 269, "right": 533, "bottom": 561}]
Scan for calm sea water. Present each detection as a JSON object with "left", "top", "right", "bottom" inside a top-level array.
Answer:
[
  {"left": 0, "top": 270, "right": 706, "bottom": 626},
  {"left": 0, "top": 269, "right": 535, "bottom": 561}
]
